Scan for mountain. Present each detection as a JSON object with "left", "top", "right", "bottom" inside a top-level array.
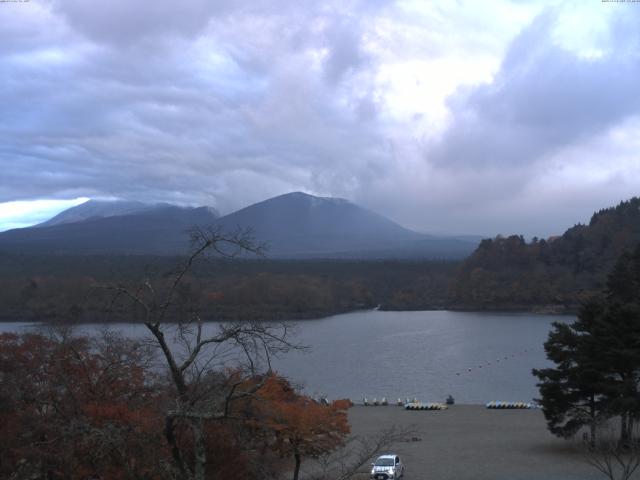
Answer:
[
  {"left": 0, "top": 204, "right": 219, "bottom": 255},
  {"left": 0, "top": 192, "right": 478, "bottom": 258},
  {"left": 214, "top": 192, "right": 477, "bottom": 258},
  {"left": 450, "top": 197, "right": 640, "bottom": 311},
  {"left": 37, "top": 200, "right": 157, "bottom": 227}
]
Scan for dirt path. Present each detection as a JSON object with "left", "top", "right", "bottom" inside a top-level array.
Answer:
[{"left": 347, "top": 405, "right": 614, "bottom": 480}]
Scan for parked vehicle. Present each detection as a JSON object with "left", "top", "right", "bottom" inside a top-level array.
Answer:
[{"left": 370, "top": 454, "right": 404, "bottom": 480}]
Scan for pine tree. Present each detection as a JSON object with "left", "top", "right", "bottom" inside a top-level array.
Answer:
[
  {"left": 534, "top": 244, "right": 640, "bottom": 445},
  {"left": 596, "top": 245, "right": 640, "bottom": 444},
  {"left": 533, "top": 300, "right": 608, "bottom": 445}
]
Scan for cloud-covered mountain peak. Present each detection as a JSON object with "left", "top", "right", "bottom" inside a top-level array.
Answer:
[
  {"left": 37, "top": 199, "right": 220, "bottom": 229},
  {"left": 270, "top": 191, "right": 350, "bottom": 206},
  {"left": 37, "top": 199, "right": 155, "bottom": 227}
]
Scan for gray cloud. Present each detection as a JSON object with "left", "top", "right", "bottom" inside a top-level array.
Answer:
[
  {"left": 52, "top": 0, "right": 227, "bottom": 45},
  {"left": 1, "top": 0, "right": 390, "bottom": 211},
  {"left": 429, "top": 10, "right": 640, "bottom": 170},
  {"left": 1, "top": 1, "right": 640, "bottom": 237},
  {"left": 365, "top": 7, "right": 640, "bottom": 237},
  {"left": 323, "top": 20, "right": 369, "bottom": 85}
]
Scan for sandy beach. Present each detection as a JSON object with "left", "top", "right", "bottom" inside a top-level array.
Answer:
[{"left": 348, "top": 405, "right": 613, "bottom": 480}]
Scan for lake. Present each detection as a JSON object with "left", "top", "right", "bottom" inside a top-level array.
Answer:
[{"left": 0, "top": 310, "right": 570, "bottom": 404}]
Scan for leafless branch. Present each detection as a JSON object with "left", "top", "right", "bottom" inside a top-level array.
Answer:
[
  {"left": 304, "top": 425, "right": 419, "bottom": 480},
  {"left": 581, "top": 424, "right": 640, "bottom": 480},
  {"left": 98, "top": 227, "right": 300, "bottom": 480}
]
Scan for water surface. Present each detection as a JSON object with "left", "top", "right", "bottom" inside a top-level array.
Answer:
[{"left": 1, "top": 310, "right": 570, "bottom": 404}]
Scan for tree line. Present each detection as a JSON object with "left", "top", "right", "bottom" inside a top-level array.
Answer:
[
  {"left": 452, "top": 197, "right": 640, "bottom": 311},
  {"left": 0, "top": 254, "right": 456, "bottom": 324}
]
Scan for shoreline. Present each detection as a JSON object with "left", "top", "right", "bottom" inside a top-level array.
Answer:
[{"left": 0, "top": 305, "right": 577, "bottom": 324}]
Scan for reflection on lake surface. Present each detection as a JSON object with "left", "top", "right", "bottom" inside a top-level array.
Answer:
[{"left": 1, "top": 310, "right": 571, "bottom": 404}]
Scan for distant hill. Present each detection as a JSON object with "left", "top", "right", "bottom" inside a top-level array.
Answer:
[
  {"left": 450, "top": 197, "right": 640, "bottom": 311},
  {"left": 0, "top": 192, "right": 478, "bottom": 259},
  {"left": 0, "top": 204, "right": 220, "bottom": 255}
]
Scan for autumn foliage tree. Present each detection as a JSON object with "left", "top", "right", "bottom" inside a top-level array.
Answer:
[
  {"left": 0, "top": 330, "right": 164, "bottom": 480},
  {"left": 0, "top": 330, "right": 305, "bottom": 480},
  {"left": 249, "top": 376, "right": 351, "bottom": 480}
]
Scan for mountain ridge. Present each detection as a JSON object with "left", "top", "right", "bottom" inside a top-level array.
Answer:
[
  {"left": 0, "top": 204, "right": 220, "bottom": 255},
  {"left": 0, "top": 192, "right": 478, "bottom": 259},
  {"left": 214, "top": 191, "right": 428, "bottom": 257}
]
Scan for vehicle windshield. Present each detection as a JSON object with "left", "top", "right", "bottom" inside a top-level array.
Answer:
[{"left": 375, "top": 458, "right": 394, "bottom": 467}]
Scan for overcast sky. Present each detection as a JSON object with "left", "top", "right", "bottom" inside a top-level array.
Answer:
[{"left": 1, "top": 0, "right": 639, "bottom": 235}]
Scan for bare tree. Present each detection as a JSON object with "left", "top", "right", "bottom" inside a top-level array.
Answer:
[
  {"left": 108, "top": 227, "right": 299, "bottom": 480},
  {"left": 582, "top": 423, "right": 640, "bottom": 480}
]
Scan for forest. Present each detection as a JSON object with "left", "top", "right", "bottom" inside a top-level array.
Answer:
[
  {"left": 450, "top": 198, "right": 640, "bottom": 311},
  {"left": 0, "top": 253, "right": 456, "bottom": 324}
]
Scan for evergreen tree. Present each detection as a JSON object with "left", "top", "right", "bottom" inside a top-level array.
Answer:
[
  {"left": 596, "top": 246, "right": 640, "bottom": 443},
  {"left": 534, "top": 244, "right": 640, "bottom": 444},
  {"left": 533, "top": 300, "right": 608, "bottom": 445}
]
